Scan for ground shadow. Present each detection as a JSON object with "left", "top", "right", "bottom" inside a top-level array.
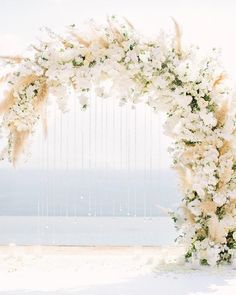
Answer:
[{"left": 0, "top": 269, "right": 235, "bottom": 295}]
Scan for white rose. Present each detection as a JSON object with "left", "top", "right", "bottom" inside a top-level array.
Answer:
[
  {"left": 174, "top": 91, "right": 192, "bottom": 109},
  {"left": 199, "top": 111, "right": 217, "bottom": 127},
  {"left": 213, "top": 193, "right": 227, "bottom": 207},
  {"left": 233, "top": 231, "right": 236, "bottom": 241}
]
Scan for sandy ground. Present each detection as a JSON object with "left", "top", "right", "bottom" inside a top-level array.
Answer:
[{"left": 1, "top": 245, "right": 236, "bottom": 295}]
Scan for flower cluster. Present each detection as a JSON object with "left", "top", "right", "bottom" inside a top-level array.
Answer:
[{"left": 0, "top": 16, "right": 236, "bottom": 266}]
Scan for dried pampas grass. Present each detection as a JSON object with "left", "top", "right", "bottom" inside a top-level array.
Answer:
[
  {"left": 208, "top": 214, "right": 226, "bottom": 244},
  {"left": 215, "top": 100, "right": 228, "bottom": 127},
  {"left": 175, "top": 165, "right": 192, "bottom": 192},
  {"left": 33, "top": 80, "right": 48, "bottom": 111},
  {"left": 88, "top": 24, "right": 109, "bottom": 49},
  {"left": 34, "top": 80, "right": 48, "bottom": 139},
  {"left": 2, "top": 75, "right": 48, "bottom": 165},
  {"left": 0, "top": 73, "right": 10, "bottom": 84},
  {"left": 213, "top": 73, "right": 226, "bottom": 88},
  {"left": 171, "top": 17, "right": 182, "bottom": 57},
  {"left": 107, "top": 17, "right": 124, "bottom": 45},
  {"left": 225, "top": 198, "right": 236, "bottom": 214},
  {"left": 200, "top": 200, "right": 217, "bottom": 216},
  {"left": 0, "top": 74, "right": 40, "bottom": 114},
  {"left": 10, "top": 126, "right": 30, "bottom": 167},
  {"left": 70, "top": 32, "right": 91, "bottom": 47},
  {"left": 182, "top": 206, "right": 195, "bottom": 224},
  {"left": 0, "top": 55, "right": 26, "bottom": 63},
  {"left": 219, "top": 140, "right": 231, "bottom": 156}
]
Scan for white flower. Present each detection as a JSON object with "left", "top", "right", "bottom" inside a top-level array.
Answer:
[
  {"left": 233, "top": 232, "right": 236, "bottom": 241},
  {"left": 199, "top": 111, "right": 217, "bottom": 126},
  {"left": 174, "top": 90, "right": 192, "bottom": 109},
  {"left": 153, "top": 76, "right": 168, "bottom": 89},
  {"left": 175, "top": 60, "right": 199, "bottom": 82},
  {"left": 95, "top": 87, "right": 109, "bottom": 98},
  {"left": 213, "top": 193, "right": 227, "bottom": 207},
  {"left": 78, "top": 94, "right": 89, "bottom": 109},
  {"left": 229, "top": 189, "right": 236, "bottom": 200},
  {"left": 206, "top": 247, "right": 220, "bottom": 266},
  {"left": 188, "top": 199, "right": 201, "bottom": 216}
]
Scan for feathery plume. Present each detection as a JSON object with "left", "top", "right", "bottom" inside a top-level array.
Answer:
[
  {"left": 0, "top": 55, "right": 26, "bottom": 63},
  {"left": 213, "top": 72, "right": 227, "bottom": 88},
  {"left": 171, "top": 17, "right": 182, "bottom": 57},
  {"left": 200, "top": 200, "right": 217, "bottom": 216},
  {"left": 215, "top": 100, "right": 228, "bottom": 127},
  {"left": 208, "top": 214, "right": 226, "bottom": 244}
]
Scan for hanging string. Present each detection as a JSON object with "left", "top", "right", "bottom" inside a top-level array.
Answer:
[
  {"left": 134, "top": 107, "right": 137, "bottom": 217},
  {"left": 119, "top": 105, "right": 123, "bottom": 216},
  {"left": 126, "top": 105, "right": 130, "bottom": 216},
  {"left": 88, "top": 98, "right": 92, "bottom": 216},
  {"left": 52, "top": 102, "right": 57, "bottom": 244},
  {"left": 66, "top": 105, "right": 70, "bottom": 218},
  {"left": 149, "top": 107, "right": 153, "bottom": 217}
]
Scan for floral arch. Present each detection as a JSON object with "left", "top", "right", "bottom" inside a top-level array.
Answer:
[{"left": 0, "top": 16, "right": 236, "bottom": 267}]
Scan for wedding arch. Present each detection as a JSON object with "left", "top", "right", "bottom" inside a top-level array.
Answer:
[{"left": 1, "top": 16, "right": 236, "bottom": 267}]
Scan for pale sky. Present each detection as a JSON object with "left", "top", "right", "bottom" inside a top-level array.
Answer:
[
  {"left": 0, "top": 0, "right": 236, "bottom": 170},
  {"left": 1, "top": 0, "right": 236, "bottom": 77}
]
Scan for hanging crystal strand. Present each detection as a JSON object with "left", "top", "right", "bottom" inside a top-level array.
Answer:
[
  {"left": 95, "top": 97, "right": 102, "bottom": 216},
  {"left": 112, "top": 98, "right": 116, "bottom": 169},
  {"left": 73, "top": 94, "right": 77, "bottom": 170},
  {"left": 134, "top": 107, "right": 137, "bottom": 217},
  {"left": 73, "top": 93, "right": 77, "bottom": 218},
  {"left": 35, "top": 120, "right": 43, "bottom": 245},
  {"left": 66, "top": 106, "right": 69, "bottom": 219},
  {"left": 113, "top": 98, "right": 118, "bottom": 215},
  {"left": 112, "top": 89, "right": 116, "bottom": 220},
  {"left": 93, "top": 94, "right": 97, "bottom": 217},
  {"left": 94, "top": 94, "right": 97, "bottom": 170},
  {"left": 126, "top": 106, "right": 130, "bottom": 216},
  {"left": 158, "top": 114, "right": 162, "bottom": 170},
  {"left": 38, "top": 127, "right": 43, "bottom": 245},
  {"left": 119, "top": 104, "right": 123, "bottom": 217},
  {"left": 45, "top": 108, "right": 50, "bottom": 241},
  {"left": 40, "top": 115, "right": 46, "bottom": 244},
  {"left": 100, "top": 99, "right": 106, "bottom": 216},
  {"left": 80, "top": 97, "right": 84, "bottom": 215},
  {"left": 60, "top": 111, "right": 63, "bottom": 220},
  {"left": 157, "top": 113, "right": 162, "bottom": 220},
  {"left": 104, "top": 96, "right": 109, "bottom": 216},
  {"left": 149, "top": 107, "right": 153, "bottom": 217},
  {"left": 52, "top": 102, "right": 57, "bottom": 244},
  {"left": 88, "top": 97, "right": 92, "bottom": 216},
  {"left": 144, "top": 104, "right": 148, "bottom": 218},
  {"left": 81, "top": 103, "right": 84, "bottom": 170},
  {"left": 96, "top": 95, "right": 101, "bottom": 216}
]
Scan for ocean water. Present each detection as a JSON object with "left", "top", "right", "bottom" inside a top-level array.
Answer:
[
  {"left": 0, "top": 169, "right": 181, "bottom": 216},
  {"left": 0, "top": 168, "right": 180, "bottom": 245},
  {"left": 0, "top": 216, "right": 176, "bottom": 245}
]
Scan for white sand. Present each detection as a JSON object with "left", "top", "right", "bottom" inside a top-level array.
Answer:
[{"left": 1, "top": 245, "right": 236, "bottom": 295}]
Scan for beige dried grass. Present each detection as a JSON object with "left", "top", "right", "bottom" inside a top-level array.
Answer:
[
  {"left": 208, "top": 214, "right": 226, "bottom": 244},
  {"left": 215, "top": 100, "right": 228, "bottom": 127},
  {"left": 200, "top": 200, "right": 217, "bottom": 216},
  {"left": 171, "top": 17, "right": 182, "bottom": 57}
]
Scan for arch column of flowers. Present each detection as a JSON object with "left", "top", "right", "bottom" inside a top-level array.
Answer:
[{"left": 1, "top": 17, "right": 236, "bottom": 266}]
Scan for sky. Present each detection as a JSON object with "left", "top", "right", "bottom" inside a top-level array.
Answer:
[
  {"left": 1, "top": 0, "right": 236, "bottom": 77},
  {"left": 1, "top": 0, "right": 236, "bottom": 169}
]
